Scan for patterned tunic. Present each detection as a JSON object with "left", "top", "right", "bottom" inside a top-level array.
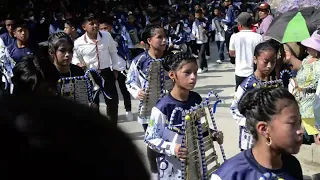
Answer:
[
  {"left": 145, "top": 91, "right": 202, "bottom": 180},
  {"left": 293, "top": 56, "right": 320, "bottom": 135},
  {"left": 230, "top": 74, "right": 263, "bottom": 150}
]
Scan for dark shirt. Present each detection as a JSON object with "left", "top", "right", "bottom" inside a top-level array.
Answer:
[
  {"left": 213, "top": 149, "right": 303, "bottom": 180},
  {"left": 7, "top": 41, "right": 33, "bottom": 63},
  {"left": 59, "top": 64, "right": 85, "bottom": 78},
  {"left": 0, "top": 32, "right": 15, "bottom": 47}
]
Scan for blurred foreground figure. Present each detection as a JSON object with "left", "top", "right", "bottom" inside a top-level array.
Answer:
[{"left": 0, "top": 95, "right": 150, "bottom": 180}]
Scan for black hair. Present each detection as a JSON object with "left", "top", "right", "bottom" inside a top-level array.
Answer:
[
  {"left": 163, "top": 52, "right": 197, "bottom": 72},
  {"left": 238, "top": 88, "right": 297, "bottom": 140},
  {"left": 254, "top": 40, "right": 278, "bottom": 57},
  {"left": 64, "top": 18, "right": 78, "bottom": 28},
  {"left": 12, "top": 55, "right": 60, "bottom": 95},
  {"left": 195, "top": 9, "right": 203, "bottom": 14},
  {"left": 48, "top": 32, "right": 74, "bottom": 58},
  {"left": 149, "top": 14, "right": 161, "bottom": 24},
  {"left": 213, "top": 6, "right": 221, "bottom": 11},
  {"left": 0, "top": 95, "right": 150, "bottom": 179},
  {"left": 99, "top": 16, "right": 115, "bottom": 26},
  {"left": 141, "top": 25, "right": 163, "bottom": 45},
  {"left": 4, "top": 13, "right": 16, "bottom": 21},
  {"left": 12, "top": 20, "right": 28, "bottom": 31},
  {"left": 82, "top": 13, "right": 97, "bottom": 25}
]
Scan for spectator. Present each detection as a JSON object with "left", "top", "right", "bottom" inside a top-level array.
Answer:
[{"left": 256, "top": 2, "right": 273, "bottom": 37}]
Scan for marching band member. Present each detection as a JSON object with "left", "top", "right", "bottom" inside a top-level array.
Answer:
[
  {"left": 99, "top": 17, "right": 133, "bottom": 121},
  {"left": 72, "top": 14, "right": 120, "bottom": 126},
  {"left": 230, "top": 41, "right": 277, "bottom": 151},
  {"left": 211, "top": 6, "right": 226, "bottom": 64},
  {"left": 164, "top": 14, "right": 186, "bottom": 52},
  {"left": 48, "top": 32, "right": 84, "bottom": 77},
  {"left": 11, "top": 55, "right": 59, "bottom": 96},
  {"left": 192, "top": 9, "right": 209, "bottom": 74},
  {"left": 126, "top": 25, "right": 167, "bottom": 179},
  {"left": 212, "top": 88, "right": 303, "bottom": 180},
  {"left": 145, "top": 52, "right": 223, "bottom": 180}
]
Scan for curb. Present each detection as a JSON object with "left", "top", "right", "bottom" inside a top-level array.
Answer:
[
  {"left": 297, "top": 144, "right": 320, "bottom": 165},
  {"left": 296, "top": 144, "right": 320, "bottom": 175}
]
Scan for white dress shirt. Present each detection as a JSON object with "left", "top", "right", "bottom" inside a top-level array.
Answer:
[{"left": 72, "top": 31, "right": 120, "bottom": 71}]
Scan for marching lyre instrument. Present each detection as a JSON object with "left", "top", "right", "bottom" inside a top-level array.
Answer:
[
  {"left": 129, "top": 29, "right": 140, "bottom": 45},
  {"left": 57, "top": 69, "right": 111, "bottom": 105},
  {"left": 138, "top": 59, "right": 173, "bottom": 117},
  {"left": 75, "top": 48, "right": 100, "bottom": 91},
  {"left": 168, "top": 90, "right": 226, "bottom": 180},
  {"left": 198, "top": 23, "right": 204, "bottom": 41},
  {"left": 213, "top": 19, "right": 223, "bottom": 33}
]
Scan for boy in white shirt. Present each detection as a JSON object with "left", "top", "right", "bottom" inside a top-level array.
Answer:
[{"left": 229, "top": 12, "right": 263, "bottom": 90}]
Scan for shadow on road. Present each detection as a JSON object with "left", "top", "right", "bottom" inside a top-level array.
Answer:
[
  {"left": 127, "top": 132, "right": 146, "bottom": 140},
  {"left": 195, "top": 84, "right": 235, "bottom": 96}
]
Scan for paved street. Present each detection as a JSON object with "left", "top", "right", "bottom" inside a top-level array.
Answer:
[{"left": 101, "top": 42, "right": 320, "bottom": 178}]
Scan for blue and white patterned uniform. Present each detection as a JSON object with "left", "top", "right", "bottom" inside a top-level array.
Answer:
[
  {"left": 211, "top": 149, "right": 303, "bottom": 180},
  {"left": 145, "top": 91, "right": 202, "bottom": 180},
  {"left": 230, "top": 74, "right": 262, "bottom": 150},
  {"left": 126, "top": 51, "right": 163, "bottom": 124}
]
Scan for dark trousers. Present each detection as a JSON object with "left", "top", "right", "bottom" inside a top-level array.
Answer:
[
  {"left": 235, "top": 75, "right": 247, "bottom": 91},
  {"left": 198, "top": 43, "right": 208, "bottom": 69},
  {"left": 187, "top": 40, "right": 198, "bottom": 55},
  {"left": 94, "top": 68, "right": 119, "bottom": 126},
  {"left": 142, "top": 124, "right": 159, "bottom": 173},
  {"left": 225, "top": 30, "right": 235, "bottom": 64},
  {"left": 117, "top": 72, "right": 131, "bottom": 112},
  {"left": 205, "top": 42, "right": 210, "bottom": 57},
  {"left": 216, "top": 41, "right": 225, "bottom": 61}
]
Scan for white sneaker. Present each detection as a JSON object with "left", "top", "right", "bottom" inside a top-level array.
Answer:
[
  {"left": 197, "top": 68, "right": 208, "bottom": 74},
  {"left": 202, "top": 67, "right": 208, "bottom": 73},
  {"left": 126, "top": 111, "right": 133, "bottom": 121},
  {"left": 206, "top": 55, "right": 210, "bottom": 60},
  {"left": 216, "top": 60, "right": 222, "bottom": 64}
]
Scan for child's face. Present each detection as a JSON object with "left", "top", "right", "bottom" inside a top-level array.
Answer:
[
  {"left": 188, "top": 14, "right": 195, "bottom": 22},
  {"left": 128, "top": 15, "right": 136, "bottom": 24},
  {"left": 147, "top": 28, "right": 167, "bottom": 51},
  {"left": 99, "top": 23, "right": 112, "bottom": 33},
  {"left": 195, "top": 13, "right": 202, "bottom": 19},
  {"left": 83, "top": 20, "right": 98, "bottom": 34},
  {"left": 254, "top": 50, "right": 276, "bottom": 78},
  {"left": 54, "top": 43, "right": 73, "bottom": 67},
  {"left": 5, "top": 20, "right": 14, "bottom": 34},
  {"left": 214, "top": 9, "right": 220, "bottom": 16},
  {"left": 171, "top": 62, "right": 198, "bottom": 90},
  {"left": 64, "top": 23, "right": 74, "bottom": 35},
  {"left": 265, "top": 100, "right": 303, "bottom": 154},
  {"left": 13, "top": 27, "right": 29, "bottom": 42}
]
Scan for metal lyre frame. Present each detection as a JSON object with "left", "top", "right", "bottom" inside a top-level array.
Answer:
[
  {"left": 57, "top": 69, "right": 111, "bottom": 105},
  {"left": 138, "top": 59, "right": 173, "bottom": 117},
  {"left": 205, "top": 91, "right": 227, "bottom": 162},
  {"left": 258, "top": 172, "right": 278, "bottom": 180},
  {"left": 129, "top": 29, "right": 140, "bottom": 45},
  {"left": 198, "top": 24, "right": 204, "bottom": 42},
  {"left": 167, "top": 91, "right": 226, "bottom": 180}
]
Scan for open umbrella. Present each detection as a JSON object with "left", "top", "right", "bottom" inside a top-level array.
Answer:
[{"left": 265, "top": 7, "right": 320, "bottom": 43}]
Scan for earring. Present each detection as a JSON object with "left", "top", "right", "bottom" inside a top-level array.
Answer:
[
  {"left": 266, "top": 136, "right": 273, "bottom": 146},
  {"left": 172, "top": 79, "right": 175, "bottom": 83}
]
